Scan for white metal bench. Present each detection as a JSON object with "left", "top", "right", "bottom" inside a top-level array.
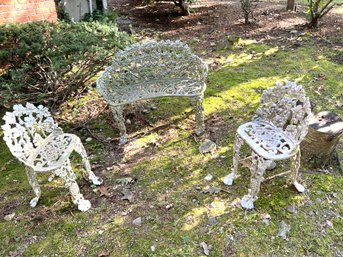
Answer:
[
  {"left": 2, "top": 103, "right": 103, "bottom": 211},
  {"left": 96, "top": 40, "right": 208, "bottom": 144}
]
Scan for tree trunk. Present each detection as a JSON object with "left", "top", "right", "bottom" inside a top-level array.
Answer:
[
  {"left": 286, "top": 0, "right": 296, "bottom": 11},
  {"left": 301, "top": 111, "right": 343, "bottom": 169},
  {"left": 308, "top": 16, "right": 320, "bottom": 28},
  {"left": 177, "top": 0, "right": 190, "bottom": 15}
]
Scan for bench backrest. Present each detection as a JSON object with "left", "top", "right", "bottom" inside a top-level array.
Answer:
[
  {"left": 96, "top": 40, "right": 208, "bottom": 105},
  {"left": 255, "top": 81, "right": 312, "bottom": 143}
]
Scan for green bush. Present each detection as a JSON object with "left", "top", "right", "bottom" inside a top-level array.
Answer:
[{"left": 0, "top": 20, "right": 134, "bottom": 107}]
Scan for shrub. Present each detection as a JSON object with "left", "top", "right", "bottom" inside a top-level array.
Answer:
[
  {"left": 240, "top": 0, "right": 259, "bottom": 24},
  {"left": 307, "top": 0, "right": 342, "bottom": 28},
  {"left": 0, "top": 20, "right": 134, "bottom": 107}
]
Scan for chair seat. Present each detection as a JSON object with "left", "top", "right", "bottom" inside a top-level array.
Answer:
[
  {"left": 27, "top": 133, "right": 79, "bottom": 172},
  {"left": 237, "top": 120, "right": 298, "bottom": 160}
]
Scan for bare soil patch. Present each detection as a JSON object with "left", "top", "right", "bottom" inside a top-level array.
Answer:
[{"left": 110, "top": 0, "right": 343, "bottom": 54}]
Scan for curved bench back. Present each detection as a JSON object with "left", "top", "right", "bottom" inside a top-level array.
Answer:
[{"left": 96, "top": 40, "right": 208, "bottom": 106}]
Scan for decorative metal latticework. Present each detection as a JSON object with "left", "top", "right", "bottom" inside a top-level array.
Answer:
[
  {"left": 2, "top": 103, "right": 103, "bottom": 211},
  {"left": 97, "top": 40, "right": 208, "bottom": 144},
  {"left": 224, "top": 81, "right": 312, "bottom": 209}
]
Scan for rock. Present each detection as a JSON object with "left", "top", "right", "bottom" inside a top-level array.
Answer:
[
  {"left": 126, "top": 119, "right": 131, "bottom": 125},
  {"left": 290, "top": 30, "right": 298, "bottom": 34},
  {"left": 199, "top": 139, "right": 217, "bottom": 154},
  {"left": 121, "top": 188, "right": 134, "bottom": 202},
  {"left": 294, "top": 181, "right": 305, "bottom": 193},
  {"left": 202, "top": 186, "right": 221, "bottom": 195},
  {"left": 241, "top": 195, "right": 254, "bottom": 209},
  {"left": 4, "top": 212, "right": 15, "bottom": 221},
  {"left": 204, "top": 174, "right": 213, "bottom": 182},
  {"left": 277, "top": 221, "right": 290, "bottom": 240},
  {"left": 132, "top": 217, "right": 142, "bottom": 226},
  {"left": 266, "top": 161, "right": 277, "bottom": 170},
  {"left": 326, "top": 220, "right": 333, "bottom": 228},
  {"left": 208, "top": 216, "right": 216, "bottom": 226},
  {"left": 165, "top": 204, "right": 174, "bottom": 210},
  {"left": 86, "top": 137, "right": 93, "bottom": 142},
  {"left": 210, "top": 42, "right": 216, "bottom": 47},
  {"left": 217, "top": 34, "right": 240, "bottom": 50},
  {"left": 223, "top": 173, "right": 234, "bottom": 185},
  {"left": 287, "top": 203, "right": 297, "bottom": 214}
]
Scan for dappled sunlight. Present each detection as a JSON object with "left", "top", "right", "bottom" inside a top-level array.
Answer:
[
  {"left": 1, "top": 36, "right": 343, "bottom": 255},
  {"left": 333, "top": 6, "right": 343, "bottom": 14},
  {"left": 219, "top": 46, "right": 279, "bottom": 68},
  {"left": 181, "top": 198, "right": 228, "bottom": 231}
]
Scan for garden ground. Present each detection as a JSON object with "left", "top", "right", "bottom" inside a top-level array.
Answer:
[{"left": 0, "top": 0, "right": 343, "bottom": 256}]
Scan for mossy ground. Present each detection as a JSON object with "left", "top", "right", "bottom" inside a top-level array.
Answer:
[{"left": 0, "top": 39, "right": 342, "bottom": 256}]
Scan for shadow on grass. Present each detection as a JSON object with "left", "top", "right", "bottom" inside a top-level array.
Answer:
[{"left": 0, "top": 40, "right": 343, "bottom": 256}]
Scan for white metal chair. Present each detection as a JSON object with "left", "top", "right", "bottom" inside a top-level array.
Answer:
[
  {"left": 2, "top": 103, "right": 103, "bottom": 211},
  {"left": 224, "top": 81, "right": 312, "bottom": 209},
  {"left": 96, "top": 40, "right": 208, "bottom": 145}
]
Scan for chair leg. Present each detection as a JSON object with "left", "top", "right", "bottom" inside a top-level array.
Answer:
[
  {"left": 224, "top": 134, "right": 244, "bottom": 185},
  {"left": 74, "top": 140, "right": 103, "bottom": 186},
  {"left": 25, "top": 166, "right": 41, "bottom": 208},
  {"left": 58, "top": 160, "right": 91, "bottom": 212},
  {"left": 290, "top": 150, "right": 305, "bottom": 192},
  {"left": 241, "top": 152, "right": 271, "bottom": 209},
  {"left": 109, "top": 104, "right": 128, "bottom": 145},
  {"left": 190, "top": 94, "right": 205, "bottom": 135}
]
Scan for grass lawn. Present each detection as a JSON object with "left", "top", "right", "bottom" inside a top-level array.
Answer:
[{"left": 0, "top": 39, "right": 342, "bottom": 256}]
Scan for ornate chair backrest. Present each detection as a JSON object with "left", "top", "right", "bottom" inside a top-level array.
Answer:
[
  {"left": 96, "top": 40, "right": 208, "bottom": 105},
  {"left": 1, "top": 103, "right": 58, "bottom": 164},
  {"left": 254, "top": 81, "right": 312, "bottom": 143}
]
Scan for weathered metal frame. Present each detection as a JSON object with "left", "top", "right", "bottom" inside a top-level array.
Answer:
[
  {"left": 96, "top": 40, "right": 208, "bottom": 144},
  {"left": 225, "top": 81, "right": 312, "bottom": 209},
  {"left": 2, "top": 103, "right": 103, "bottom": 211}
]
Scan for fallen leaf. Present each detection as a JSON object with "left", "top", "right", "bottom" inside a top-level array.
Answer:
[
  {"left": 121, "top": 188, "right": 134, "bottom": 202},
  {"left": 261, "top": 213, "right": 271, "bottom": 225},
  {"left": 277, "top": 221, "right": 290, "bottom": 240},
  {"left": 199, "top": 139, "right": 217, "bottom": 154},
  {"left": 202, "top": 186, "right": 221, "bottom": 195},
  {"left": 4, "top": 212, "right": 15, "bottom": 221},
  {"left": 99, "top": 185, "right": 109, "bottom": 197},
  {"left": 98, "top": 251, "right": 110, "bottom": 257},
  {"left": 116, "top": 177, "right": 134, "bottom": 185}
]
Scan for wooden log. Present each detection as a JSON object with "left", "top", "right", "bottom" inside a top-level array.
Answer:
[{"left": 301, "top": 111, "right": 343, "bottom": 169}]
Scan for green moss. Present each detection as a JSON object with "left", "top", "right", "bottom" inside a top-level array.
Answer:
[{"left": 1, "top": 40, "right": 342, "bottom": 256}]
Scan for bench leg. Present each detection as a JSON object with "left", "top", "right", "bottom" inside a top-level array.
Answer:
[
  {"left": 109, "top": 105, "right": 128, "bottom": 145},
  {"left": 191, "top": 94, "right": 205, "bottom": 135},
  {"left": 25, "top": 166, "right": 41, "bottom": 208}
]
